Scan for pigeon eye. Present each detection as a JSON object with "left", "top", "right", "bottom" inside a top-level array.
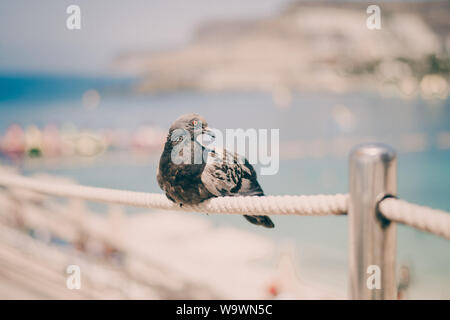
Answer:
[
  {"left": 177, "top": 136, "right": 183, "bottom": 142},
  {"left": 192, "top": 120, "right": 198, "bottom": 126}
]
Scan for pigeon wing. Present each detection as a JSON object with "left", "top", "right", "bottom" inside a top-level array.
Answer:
[
  {"left": 201, "top": 148, "right": 264, "bottom": 197},
  {"left": 201, "top": 147, "right": 274, "bottom": 228}
]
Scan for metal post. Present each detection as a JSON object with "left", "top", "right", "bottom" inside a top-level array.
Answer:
[{"left": 348, "top": 143, "right": 397, "bottom": 299}]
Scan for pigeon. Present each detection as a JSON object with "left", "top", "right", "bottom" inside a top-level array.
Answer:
[{"left": 157, "top": 113, "right": 274, "bottom": 228}]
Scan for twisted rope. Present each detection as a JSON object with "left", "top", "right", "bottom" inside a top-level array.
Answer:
[
  {"left": 1, "top": 173, "right": 449, "bottom": 238},
  {"left": 0, "top": 173, "right": 347, "bottom": 216},
  {"left": 379, "top": 198, "right": 450, "bottom": 240}
]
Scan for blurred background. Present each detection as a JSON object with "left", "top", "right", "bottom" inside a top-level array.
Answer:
[{"left": 0, "top": 0, "right": 449, "bottom": 299}]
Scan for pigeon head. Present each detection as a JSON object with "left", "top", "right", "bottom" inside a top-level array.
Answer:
[{"left": 168, "top": 113, "right": 214, "bottom": 145}]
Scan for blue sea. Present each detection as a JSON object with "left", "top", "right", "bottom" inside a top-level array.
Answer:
[{"left": 0, "top": 74, "right": 449, "bottom": 299}]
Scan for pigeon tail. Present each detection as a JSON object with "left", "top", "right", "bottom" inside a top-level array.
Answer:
[
  {"left": 240, "top": 191, "right": 274, "bottom": 228},
  {"left": 243, "top": 215, "right": 275, "bottom": 228}
]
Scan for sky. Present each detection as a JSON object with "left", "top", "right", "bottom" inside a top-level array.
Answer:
[{"left": 0, "top": 0, "right": 294, "bottom": 75}]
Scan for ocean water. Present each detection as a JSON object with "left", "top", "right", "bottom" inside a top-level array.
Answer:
[{"left": 0, "top": 74, "right": 449, "bottom": 299}]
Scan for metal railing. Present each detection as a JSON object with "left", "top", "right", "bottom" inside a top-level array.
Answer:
[{"left": 348, "top": 143, "right": 397, "bottom": 299}]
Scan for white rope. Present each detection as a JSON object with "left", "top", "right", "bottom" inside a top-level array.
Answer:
[
  {"left": 2, "top": 173, "right": 448, "bottom": 237},
  {"left": 0, "top": 173, "right": 348, "bottom": 216},
  {"left": 379, "top": 198, "right": 450, "bottom": 240}
]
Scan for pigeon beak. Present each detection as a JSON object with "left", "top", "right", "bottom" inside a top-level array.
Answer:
[{"left": 203, "top": 127, "right": 216, "bottom": 138}]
